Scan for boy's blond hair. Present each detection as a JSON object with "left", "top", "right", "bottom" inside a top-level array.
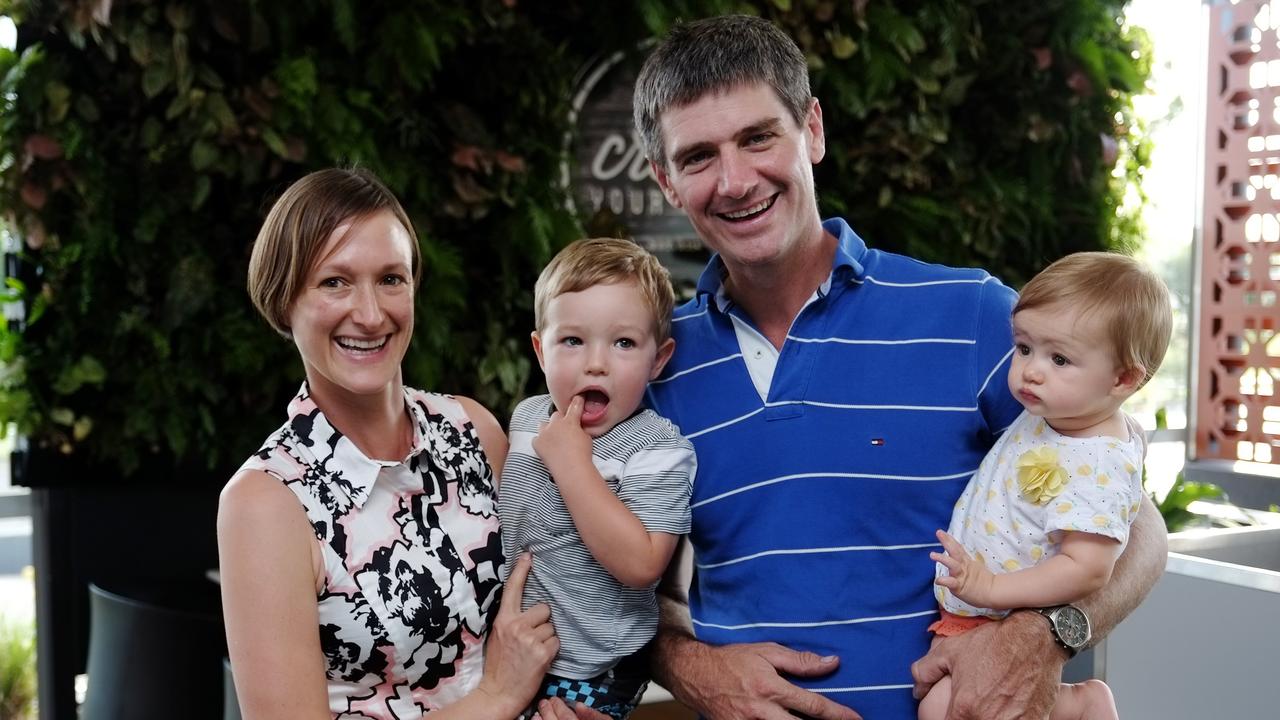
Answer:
[
  {"left": 534, "top": 238, "right": 674, "bottom": 343},
  {"left": 1014, "top": 251, "right": 1172, "bottom": 386}
]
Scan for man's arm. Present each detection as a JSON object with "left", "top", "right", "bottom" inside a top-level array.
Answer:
[
  {"left": 912, "top": 495, "right": 1166, "bottom": 719},
  {"left": 649, "top": 539, "right": 862, "bottom": 720},
  {"left": 1077, "top": 493, "right": 1167, "bottom": 637}
]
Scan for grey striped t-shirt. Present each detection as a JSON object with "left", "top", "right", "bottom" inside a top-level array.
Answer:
[{"left": 499, "top": 394, "right": 695, "bottom": 678}]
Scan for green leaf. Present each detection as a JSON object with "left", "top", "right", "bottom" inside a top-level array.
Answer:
[
  {"left": 127, "top": 24, "right": 152, "bottom": 65},
  {"left": 274, "top": 56, "right": 318, "bottom": 110},
  {"left": 165, "top": 92, "right": 190, "bottom": 120},
  {"left": 332, "top": 0, "right": 357, "bottom": 52},
  {"left": 26, "top": 292, "right": 47, "bottom": 326},
  {"left": 1105, "top": 48, "right": 1143, "bottom": 93},
  {"left": 1156, "top": 476, "right": 1227, "bottom": 532},
  {"left": 830, "top": 33, "right": 858, "bottom": 60},
  {"left": 165, "top": 3, "right": 193, "bottom": 30},
  {"left": 72, "top": 416, "right": 92, "bottom": 441},
  {"left": 204, "top": 92, "right": 238, "bottom": 133},
  {"left": 914, "top": 75, "right": 941, "bottom": 95},
  {"left": 260, "top": 127, "right": 289, "bottom": 158},
  {"left": 52, "top": 355, "right": 107, "bottom": 395},
  {"left": 164, "top": 421, "right": 188, "bottom": 458},
  {"left": 75, "top": 95, "right": 100, "bottom": 122},
  {"left": 878, "top": 185, "right": 893, "bottom": 207},
  {"left": 191, "top": 174, "right": 211, "bottom": 210},
  {"left": 1073, "top": 37, "right": 1107, "bottom": 90},
  {"left": 140, "top": 116, "right": 163, "bottom": 148},
  {"left": 142, "top": 62, "right": 173, "bottom": 98},
  {"left": 173, "top": 32, "right": 192, "bottom": 95},
  {"left": 189, "top": 138, "right": 218, "bottom": 171},
  {"left": 195, "top": 64, "right": 225, "bottom": 90},
  {"left": 44, "top": 81, "right": 71, "bottom": 122}
]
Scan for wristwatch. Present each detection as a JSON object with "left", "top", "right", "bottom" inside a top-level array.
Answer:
[{"left": 1034, "top": 604, "right": 1091, "bottom": 658}]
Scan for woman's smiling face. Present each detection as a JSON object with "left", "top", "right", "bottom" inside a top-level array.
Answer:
[{"left": 288, "top": 209, "right": 415, "bottom": 404}]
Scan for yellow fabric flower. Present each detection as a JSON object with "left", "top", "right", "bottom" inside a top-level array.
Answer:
[{"left": 1015, "top": 446, "right": 1069, "bottom": 505}]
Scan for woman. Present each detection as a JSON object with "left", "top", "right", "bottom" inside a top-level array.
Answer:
[{"left": 218, "top": 167, "right": 559, "bottom": 719}]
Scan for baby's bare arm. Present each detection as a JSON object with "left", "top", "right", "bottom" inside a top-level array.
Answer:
[{"left": 933, "top": 529, "right": 1122, "bottom": 610}]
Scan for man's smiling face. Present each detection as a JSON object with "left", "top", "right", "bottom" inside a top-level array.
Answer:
[{"left": 652, "top": 81, "right": 826, "bottom": 276}]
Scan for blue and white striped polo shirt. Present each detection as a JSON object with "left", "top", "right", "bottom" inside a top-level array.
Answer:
[{"left": 646, "top": 217, "right": 1022, "bottom": 719}]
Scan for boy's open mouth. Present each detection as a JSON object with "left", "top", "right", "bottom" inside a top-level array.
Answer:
[{"left": 579, "top": 389, "right": 610, "bottom": 424}]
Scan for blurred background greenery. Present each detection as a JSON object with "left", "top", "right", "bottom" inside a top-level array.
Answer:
[{"left": 0, "top": 0, "right": 1151, "bottom": 480}]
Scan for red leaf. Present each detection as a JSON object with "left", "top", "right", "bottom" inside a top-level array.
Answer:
[
  {"left": 20, "top": 183, "right": 47, "bottom": 210},
  {"left": 494, "top": 151, "right": 526, "bottom": 174},
  {"left": 1031, "top": 47, "right": 1052, "bottom": 71},
  {"left": 25, "top": 134, "right": 64, "bottom": 160},
  {"left": 451, "top": 145, "right": 483, "bottom": 171}
]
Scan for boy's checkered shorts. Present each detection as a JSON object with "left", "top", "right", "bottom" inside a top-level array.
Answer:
[{"left": 515, "top": 648, "right": 649, "bottom": 720}]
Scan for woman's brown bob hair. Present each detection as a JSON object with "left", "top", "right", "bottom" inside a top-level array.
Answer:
[{"left": 247, "top": 167, "right": 421, "bottom": 337}]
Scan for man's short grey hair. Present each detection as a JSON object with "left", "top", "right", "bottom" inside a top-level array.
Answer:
[{"left": 633, "top": 14, "right": 811, "bottom": 167}]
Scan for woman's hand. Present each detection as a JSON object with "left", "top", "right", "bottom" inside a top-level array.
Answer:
[
  {"left": 536, "top": 697, "right": 611, "bottom": 719},
  {"left": 474, "top": 552, "right": 559, "bottom": 716}
]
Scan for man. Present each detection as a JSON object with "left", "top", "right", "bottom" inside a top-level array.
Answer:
[{"left": 623, "top": 14, "right": 1165, "bottom": 720}]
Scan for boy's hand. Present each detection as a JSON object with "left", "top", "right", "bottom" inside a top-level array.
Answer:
[
  {"left": 532, "top": 395, "right": 594, "bottom": 480},
  {"left": 930, "top": 529, "right": 997, "bottom": 608}
]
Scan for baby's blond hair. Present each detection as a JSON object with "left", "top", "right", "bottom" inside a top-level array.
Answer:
[{"left": 1015, "top": 252, "right": 1172, "bottom": 386}]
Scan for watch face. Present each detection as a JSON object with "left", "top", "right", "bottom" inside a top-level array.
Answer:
[{"left": 1054, "top": 606, "right": 1090, "bottom": 648}]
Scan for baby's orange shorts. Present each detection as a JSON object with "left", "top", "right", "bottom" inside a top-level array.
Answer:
[{"left": 927, "top": 609, "right": 994, "bottom": 637}]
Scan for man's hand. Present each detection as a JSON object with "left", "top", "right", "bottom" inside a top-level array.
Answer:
[
  {"left": 667, "top": 639, "right": 862, "bottom": 720},
  {"left": 532, "top": 396, "right": 593, "bottom": 479},
  {"left": 930, "top": 529, "right": 997, "bottom": 608},
  {"left": 911, "top": 611, "right": 1063, "bottom": 720}
]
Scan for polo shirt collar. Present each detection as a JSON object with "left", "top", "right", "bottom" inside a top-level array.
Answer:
[
  {"left": 693, "top": 217, "right": 869, "bottom": 312},
  {"left": 285, "top": 382, "right": 432, "bottom": 510}
]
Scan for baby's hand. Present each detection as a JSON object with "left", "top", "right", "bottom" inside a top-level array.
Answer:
[
  {"left": 532, "top": 396, "right": 593, "bottom": 478},
  {"left": 931, "top": 529, "right": 997, "bottom": 608}
]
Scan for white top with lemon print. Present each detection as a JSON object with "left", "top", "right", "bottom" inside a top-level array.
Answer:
[{"left": 935, "top": 410, "right": 1145, "bottom": 619}]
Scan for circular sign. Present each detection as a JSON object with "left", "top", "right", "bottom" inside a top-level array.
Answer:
[{"left": 563, "top": 46, "right": 708, "bottom": 293}]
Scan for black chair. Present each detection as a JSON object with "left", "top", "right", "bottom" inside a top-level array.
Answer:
[
  {"left": 223, "top": 656, "right": 242, "bottom": 720},
  {"left": 82, "top": 581, "right": 226, "bottom": 720}
]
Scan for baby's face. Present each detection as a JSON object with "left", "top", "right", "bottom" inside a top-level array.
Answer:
[
  {"left": 532, "top": 280, "right": 674, "bottom": 437},
  {"left": 1008, "top": 304, "right": 1126, "bottom": 434}
]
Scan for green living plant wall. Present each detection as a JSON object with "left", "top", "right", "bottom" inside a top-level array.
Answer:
[{"left": 0, "top": 0, "right": 1150, "bottom": 478}]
